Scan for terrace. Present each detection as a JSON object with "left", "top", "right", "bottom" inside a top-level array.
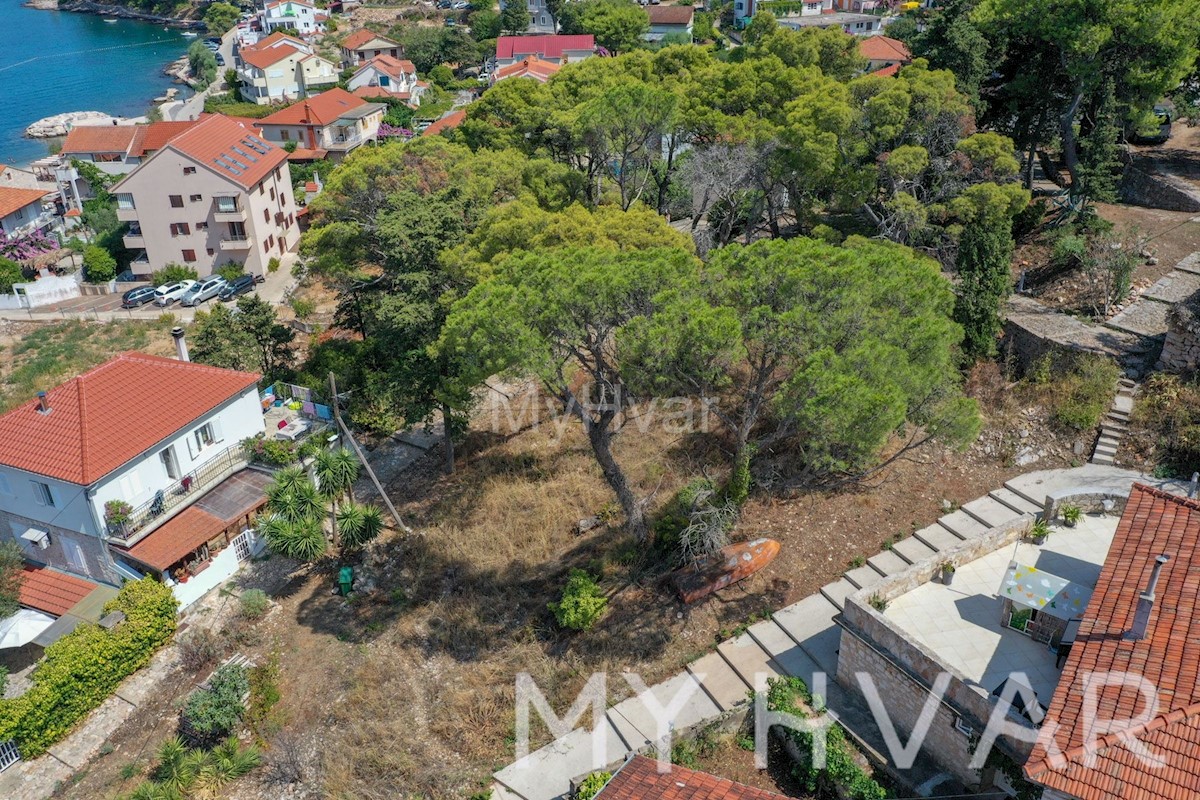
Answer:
[{"left": 882, "top": 514, "right": 1117, "bottom": 710}]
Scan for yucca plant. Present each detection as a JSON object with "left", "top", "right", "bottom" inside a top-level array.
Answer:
[
  {"left": 315, "top": 448, "right": 359, "bottom": 505},
  {"left": 260, "top": 514, "right": 327, "bottom": 562},
  {"left": 151, "top": 737, "right": 195, "bottom": 793},
  {"left": 265, "top": 477, "right": 324, "bottom": 524},
  {"left": 336, "top": 502, "right": 385, "bottom": 550}
]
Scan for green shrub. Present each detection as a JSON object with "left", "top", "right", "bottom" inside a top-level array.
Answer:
[
  {"left": 548, "top": 569, "right": 608, "bottom": 631},
  {"left": 215, "top": 261, "right": 245, "bottom": 282},
  {"left": 151, "top": 263, "right": 199, "bottom": 286},
  {"left": 1051, "top": 354, "right": 1120, "bottom": 431},
  {"left": 82, "top": 245, "right": 117, "bottom": 283},
  {"left": 238, "top": 589, "right": 270, "bottom": 619},
  {"left": 241, "top": 434, "right": 298, "bottom": 466},
  {"left": 267, "top": 257, "right": 281, "bottom": 274},
  {"left": 1133, "top": 373, "right": 1200, "bottom": 477},
  {"left": 575, "top": 771, "right": 611, "bottom": 800},
  {"left": 0, "top": 579, "right": 177, "bottom": 757},
  {"left": 184, "top": 663, "right": 249, "bottom": 738},
  {"left": 1050, "top": 232, "right": 1088, "bottom": 270},
  {"left": 245, "top": 654, "right": 282, "bottom": 742},
  {"left": 0, "top": 257, "right": 24, "bottom": 293}
]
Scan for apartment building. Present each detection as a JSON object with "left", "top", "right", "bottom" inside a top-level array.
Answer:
[
  {"left": 110, "top": 114, "right": 300, "bottom": 276},
  {"left": 236, "top": 32, "right": 339, "bottom": 104}
]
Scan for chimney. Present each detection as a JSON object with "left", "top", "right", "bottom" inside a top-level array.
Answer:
[
  {"left": 36, "top": 391, "right": 51, "bottom": 415},
  {"left": 171, "top": 326, "right": 190, "bottom": 362},
  {"left": 1129, "top": 554, "right": 1170, "bottom": 641}
]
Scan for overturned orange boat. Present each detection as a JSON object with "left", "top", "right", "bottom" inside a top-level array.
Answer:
[{"left": 670, "top": 537, "right": 781, "bottom": 604}]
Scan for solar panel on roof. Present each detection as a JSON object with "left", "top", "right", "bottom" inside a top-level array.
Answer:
[
  {"left": 230, "top": 145, "right": 260, "bottom": 163},
  {"left": 243, "top": 138, "right": 270, "bottom": 154},
  {"left": 213, "top": 157, "right": 244, "bottom": 176}
]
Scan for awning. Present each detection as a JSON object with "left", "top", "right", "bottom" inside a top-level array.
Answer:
[
  {"left": 999, "top": 562, "right": 1093, "bottom": 621},
  {"left": 0, "top": 609, "right": 55, "bottom": 649}
]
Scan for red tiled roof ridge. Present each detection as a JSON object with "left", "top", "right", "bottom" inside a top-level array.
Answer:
[
  {"left": 598, "top": 755, "right": 791, "bottom": 800},
  {"left": 1126, "top": 481, "right": 1200, "bottom": 510}
]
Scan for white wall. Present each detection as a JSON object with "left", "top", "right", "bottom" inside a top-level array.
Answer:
[
  {"left": 170, "top": 541, "right": 242, "bottom": 607},
  {"left": 89, "top": 387, "right": 266, "bottom": 521},
  {"left": 0, "top": 202, "right": 44, "bottom": 237},
  {"left": 0, "top": 467, "right": 99, "bottom": 536}
]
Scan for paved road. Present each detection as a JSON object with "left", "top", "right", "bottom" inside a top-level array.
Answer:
[{"left": 162, "top": 29, "right": 237, "bottom": 122}]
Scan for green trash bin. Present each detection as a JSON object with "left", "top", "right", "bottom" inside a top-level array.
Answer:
[{"left": 338, "top": 566, "right": 354, "bottom": 596}]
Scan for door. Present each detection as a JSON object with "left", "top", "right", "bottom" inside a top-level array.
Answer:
[
  {"left": 62, "top": 537, "right": 87, "bottom": 574},
  {"left": 160, "top": 446, "right": 179, "bottom": 480}
]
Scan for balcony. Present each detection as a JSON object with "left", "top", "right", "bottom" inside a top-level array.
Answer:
[
  {"left": 122, "top": 225, "right": 144, "bottom": 248},
  {"left": 325, "top": 131, "right": 364, "bottom": 151},
  {"left": 213, "top": 200, "right": 247, "bottom": 222},
  {"left": 106, "top": 442, "right": 249, "bottom": 547},
  {"left": 116, "top": 206, "right": 139, "bottom": 222},
  {"left": 220, "top": 235, "right": 252, "bottom": 250},
  {"left": 131, "top": 250, "right": 150, "bottom": 269}
]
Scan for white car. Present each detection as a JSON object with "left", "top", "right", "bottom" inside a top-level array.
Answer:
[{"left": 154, "top": 280, "right": 196, "bottom": 306}]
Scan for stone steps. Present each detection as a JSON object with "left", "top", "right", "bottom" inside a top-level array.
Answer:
[
  {"left": 820, "top": 578, "right": 857, "bottom": 610},
  {"left": 961, "top": 496, "right": 1023, "bottom": 528},
  {"left": 914, "top": 523, "right": 964, "bottom": 552},
  {"left": 988, "top": 487, "right": 1042, "bottom": 517},
  {"left": 891, "top": 536, "right": 939, "bottom": 564},
  {"left": 867, "top": 548, "right": 910, "bottom": 577},
  {"left": 1091, "top": 380, "right": 1138, "bottom": 465},
  {"left": 844, "top": 565, "right": 884, "bottom": 590},
  {"left": 937, "top": 509, "right": 989, "bottom": 539}
]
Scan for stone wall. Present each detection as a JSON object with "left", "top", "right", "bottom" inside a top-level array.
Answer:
[
  {"left": 1119, "top": 158, "right": 1200, "bottom": 213},
  {"left": 1158, "top": 288, "right": 1200, "bottom": 373},
  {"left": 835, "top": 517, "right": 1038, "bottom": 788},
  {"left": 1003, "top": 296, "right": 1159, "bottom": 378}
]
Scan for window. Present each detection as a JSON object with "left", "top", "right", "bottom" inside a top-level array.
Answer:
[
  {"left": 31, "top": 481, "right": 54, "bottom": 507},
  {"left": 183, "top": 166, "right": 197, "bottom": 175},
  {"left": 94, "top": 153, "right": 122, "bottom": 163},
  {"left": 13, "top": 207, "right": 23, "bottom": 220},
  {"left": 259, "top": 183, "right": 265, "bottom": 195},
  {"left": 169, "top": 223, "right": 190, "bottom": 236},
  {"left": 216, "top": 196, "right": 239, "bottom": 213},
  {"left": 206, "top": 248, "right": 215, "bottom": 256},
  {"left": 263, "top": 208, "right": 270, "bottom": 222},
  {"left": 281, "top": 129, "right": 291, "bottom": 141},
  {"left": 196, "top": 222, "right": 208, "bottom": 230},
  {"left": 118, "top": 472, "right": 143, "bottom": 500},
  {"left": 263, "top": 240, "right": 271, "bottom": 253},
  {"left": 160, "top": 446, "right": 179, "bottom": 479},
  {"left": 62, "top": 537, "right": 87, "bottom": 572},
  {"left": 379, "top": 75, "right": 391, "bottom": 87},
  {"left": 194, "top": 423, "right": 216, "bottom": 453},
  {"left": 169, "top": 195, "right": 184, "bottom": 208},
  {"left": 189, "top": 194, "right": 202, "bottom": 202},
  {"left": 275, "top": 167, "right": 282, "bottom": 180},
  {"left": 270, "top": 187, "right": 276, "bottom": 201},
  {"left": 182, "top": 249, "right": 197, "bottom": 262}
]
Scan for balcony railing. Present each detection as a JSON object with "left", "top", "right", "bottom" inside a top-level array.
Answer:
[
  {"left": 214, "top": 201, "right": 246, "bottom": 222},
  {"left": 326, "top": 131, "right": 363, "bottom": 150},
  {"left": 220, "top": 235, "right": 252, "bottom": 250},
  {"left": 107, "top": 442, "right": 248, "bottom": 546}
]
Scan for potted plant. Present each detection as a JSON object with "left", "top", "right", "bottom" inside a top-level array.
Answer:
[
  {"left": 1060, "top": 504, "right": 1083, "bottom": 528},
  {"left": 1030, "top": 518, "right": 1051, "bottom": 544},
  {"left": 104, "top": 499, "right": 133, "bottom": 534},
  {"left": 940, "top": 561, "right": 956, "bottom": 585}
]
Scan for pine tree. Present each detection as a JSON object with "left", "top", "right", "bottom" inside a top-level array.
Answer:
[
  {"left": 954, "top": 218, "right": 1014, "bottom": 360},
  {"left": 1077, "top": 81, "right": 1122, "bottom": 206}
]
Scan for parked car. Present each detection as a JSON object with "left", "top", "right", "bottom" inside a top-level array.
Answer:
[
  {"left": 180, "top": 276, "right": 228, "bottom": 307},
  {"left": 218, "top": 273, "right": 257, "bottom": 301},
  {"left": 215, "top": 54, "right": 226, "bottom": 66},
  {"left": 452, "top": 1, "right": 470, "bottom": 8},
  {"left": 121, "top": 286, "right": 157, "bottom": 308},
  {"left": 204, "top": 40, "right": 220, "bottom": 51},
  {"left": 205, "top": 36, "right": 222, "bottom": 45},
  {"left": 154, "top": 280, "right": 196, "bottom": 306}
]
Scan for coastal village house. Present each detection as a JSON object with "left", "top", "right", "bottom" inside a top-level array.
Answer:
[
  {"left": 0, "top": 349, "right": 269, "bottom": 612},
  {"left": 493, "top": 35, "right": 595, "bottom": 69},
  {"left": 235, "top": 32, "right": 339, "bottom": 105},
  {"left": 859, "top": 35, "right": 911, "bottom": 76},
  {"left": 0, "top": 187, "right": 55, "bottom": 241},
  {"left": 55, "top": 120, "right": 198, "bottom": 211},
  {"left": 0, "top": 164, "right": 52, "bottom": 192},
  {"left": 339, "top": 28, "right": 402, "bottom": 69},
  {"left": 489, "top": 55, "right": 560, "bottom": 85},
  {"left": 347, "top": 56, "right": 427, "bottom": 105},
  {"left": 833, "top": 481, "right": 1200, "bottom": 795},
  {"left": 595, "top": 756, "right": 790, "bottom": 800},
  {"left": 110, "top": 114, "right": 300, "bottom": 276},
  {"left": 257, "top": 88, "right": 385, "bottom": 161},
  {"left": 261, "top": 0, "right": 326, "bottom": 36},
  {"left": 644, "top": 5, "right": 694, "bottom": 42},
  {"left": 498, "top": 0, "right": 557, "bottom": 34}
]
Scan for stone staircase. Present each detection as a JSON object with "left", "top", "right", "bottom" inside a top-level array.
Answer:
[{"left": 1091, "top": 379, "right": 1137, "bottom": 466}]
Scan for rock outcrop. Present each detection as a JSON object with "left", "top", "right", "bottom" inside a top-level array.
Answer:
[{"left": 25, "top": 111, "right": 122, "bottom": 138}]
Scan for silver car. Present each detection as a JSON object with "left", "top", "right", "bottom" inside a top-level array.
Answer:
[
  {"left": 180, "top": 276, "right": 228, "bottom": 307},
  {"left": 154, "top": 280, "right": 196, "bottom": 306}
]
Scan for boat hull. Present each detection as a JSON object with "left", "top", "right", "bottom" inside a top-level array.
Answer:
[{"left": 669, "top": 537, "right": 781, "bottom": 604}]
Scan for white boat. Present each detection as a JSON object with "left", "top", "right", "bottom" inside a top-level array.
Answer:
[
  {"left": 181, "top": 31, "right": 198, "bottom": 37},
  {"left": 103, "top": 17, "right": 118, "bottom": 22}
]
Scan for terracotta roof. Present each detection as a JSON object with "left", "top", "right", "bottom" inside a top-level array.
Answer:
[
  {"left": 59, "top": 125, "right": 137, "bottom": 155},
  {"left": 495, "top": 55, "right": 561, "bottom": 82},
  {"left": 160, "top": 114, "right": 288, "bottom": 191},
  {"left": 350, "top": 86, "right": 411, "bottom": 102},
  {"left": 265, "top": 0, "right": 313, "bottom": 11},
  {"left": 241, "top": 43, "right": 301, "bottom": 69},
  {"left": 304, "top": 181, "right": 319, "bottom": 192},
  {"left": 64, "top": 207, "right": 82, "bottom": 218},
  {"left": 495, "top": 34, "right": 595, "bottom": 60},
  {"left": 253, "top": 31, "right": 306, "bottom": 49},
  {"left": 287, "top": 147, "right": 329, "bottom": 160},
  {"left": 128, "top": 120, "right": 199, "bottom": 157},
  {"left": 0, "top": 352, "right": 259, "bottom": 485},
  {"left": 646, "top": 4, "right": 694, "bottom": 24},
  {"left": 1026, "top": 484, "right": 1200, "bottom": 800},
  {"left": 0, "top": 187, "right": 49, "bottom": 219},
  {"left": 874, "top": 63, "right": 900, "bottom": 77},
  {"left": 18, "top": 565, "right": 97, "bottom": 617},
  {"left": 597, "top": 756, "right": 790, "bottom": 800},
  {"left": 355, "top": 54, "right": 416, "bottom": 80},
  {"left": 421, "top": 109, "right": 467, "bottom": 136},
  {"left": 341, "top": 28, "right": 399, "bottom": 51},
  {"left": 259, "top": 88, "right": 371, "bottom": 126},
  {"left": 858, "top": 35, "right": 910, "bottom": 62}
]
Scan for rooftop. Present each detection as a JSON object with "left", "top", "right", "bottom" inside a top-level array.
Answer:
[
  {"left": 495, "top": 34, "right": 595, "bottom": 60},
  {"left": 341, "top": 28, "right": 399, "bottom": 50},
  {"left": 494, "top": 55, "right": 561, "bottom": 83},
  {"left": 158, "top": 114, "right": 288, "bottom": 191},
  {"left": 59, "top": 125, "right": 137, "bottom": 155},
  {"left": 259, "top": 88, "right": 378, "bottom": 127},
  {"left": 646, "top": 4, "right": 694, "bottom": 24},
  {"left": 858, "top": 34, "right": 910, "bottom": 62},
  {"left": 128, "top": 120, "right": 200, "bottom": 157},
  {"left": 18, "top": 564, "right": 97, "bottom": 617},
  {"left": 884, "top": 513, "right": 1118, "bottom": 709},
  {"left": 0, "top": 187, "right": 50, "bottom": 219},
  {"left": 1026, "top": 485, "right": 1200, "bottom": 800},
  {"left": 354, "top": 54, "right": 416, "bottom": 80},
  {"left": 421, "top": 109, "right": 467, "bottom": 137},
  {"left": 240, "top": 43, "right": 301, "bottom": 69},
  {"left": 779, "top": 11, "right": 880, "bottom": 27},
  {"left": 597, "top": 755, "right": 789, "bottom": 800},
  {"left": 0, "top": 352, "right": 259, "bottom": 485}
]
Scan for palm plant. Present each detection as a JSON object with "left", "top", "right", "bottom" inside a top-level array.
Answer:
[
  {"left": 151, "top": 737, "right": 194, "bottom": 793},
  {"left": 315, "top": 448, "right": 359, "bottom": 545},
  {"left": 336, "top": 502, "right": 385, "bottom": 550},
  {"left": 268, "top": 465, "right": 309, "bottom": 495},
  {"left": 265, "top": 476, "right": 323, "bottom": 523},
  {"left": 260, "top": 513, "right": 327, "bottom": 561}
]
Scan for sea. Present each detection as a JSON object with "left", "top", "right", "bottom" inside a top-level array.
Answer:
[{"left": 0, "top": 0, "right": 192, "bottom": 167}]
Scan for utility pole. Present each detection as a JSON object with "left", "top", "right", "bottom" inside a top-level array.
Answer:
[{"left": 328, "top": 372, "right": 410, "bottom": 533}]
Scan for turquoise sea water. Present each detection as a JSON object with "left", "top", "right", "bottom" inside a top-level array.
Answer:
[{"left": 0, "top": 1, "right": 190, "bottom": 167}]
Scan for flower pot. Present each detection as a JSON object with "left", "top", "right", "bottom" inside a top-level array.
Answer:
[
  {"left": 1063, "top": 519, "right": 1077, "bottom": 529},
  {"left": 942, "top": 570, "right": 955, "bottom": 586},
  {"left": 1032, "top": 533, "right": 1048, "bottom": 545}
]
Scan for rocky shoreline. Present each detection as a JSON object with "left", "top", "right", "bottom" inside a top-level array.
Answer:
[
  {"left": 23, "top": 0, "right": 204, "bottom": 28},
  {"left": 25, "top": 111, "right": 125, "bottom": 138}
]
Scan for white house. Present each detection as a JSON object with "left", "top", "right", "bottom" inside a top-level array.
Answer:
[
  {"left": 644, "top": 4, "right": 694, "bottom": 42},
  {"left": 0, "top": 187, "right": 55, "bottom": 241},
  {"left": 262, "top": 0, "right": 325, "bottom": 36},
  {"left": 499, "top": 0, "right": 556, "bottom": 34},
  {"left": 0, "top": 348, "right": 268, "bottom": 595},
  {"left": 257, "top": 88, "right": 386, "bottom": 161},
  {"left": 493, "top": 35, "right": 595, "bottom": 69},
  {"left": 347, "top": 55, "right": 426, "bottom": 104},
  {"left": 55, "top": 120, "right": 199, "bottom": 211},
  {"left": 339, "top": 28, "right": 403, "bottom": 69},
  {"left": 236, "top": 32, "right": 339, "bottom": 104}
]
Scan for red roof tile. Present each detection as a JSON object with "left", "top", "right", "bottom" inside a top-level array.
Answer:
[
  {"left": 421, "top": 109, "right": 467, "bottom": 136},
  {"left": 0, "top": 352, "right": 259, "bottom": 485},
  {"left": 128, "top": 120, "right": 199, "bottom": 157},
  {"left": 59, "top": 125, "right": 137, "bottom": 155},
  {"left": 858, "top": 35, "right": 910, "bottom": 62},
  {"left": 241, "top": 43, "right": 301, "bottom": 69},
  {"left": 1026, "top": 485, "right": 1200, "bottom": 800},
  {"left": 286, "top": 147, "right": 329, "bottom": 160},
  {"left": 874, "top": 63, "right": 900, "bottom": 77},
  {"left": 495, "top": 55, "right": 561, "bottom": 82},
  {"left": 646, "top": 4, "right": 694, "bottom": 24},
  {"left": 162, "top": 114, "right": 289, "bottom": 191},
  {"left": 18, "top": 565, "right": 97, "bottom": 617},
  {"left": 355, "top": 54, "right": 416, "bottom": 80},
  {"left": 123, "top": 506, "right": 226, "bottom": 570},
  {"left": 253, "top": 31, "right": 306, "bottom": 49},
  {"left": 0, "top": 187, "right": 49, "bottom": 219},
  {"left": 495, "top": 34, "right": 595, "bottom": 60},
  {"left": 341, "top": 28, "right": 399, "bottom": 51},
  {"left": 598, "top": 756, "right": 790, "bottom": 800},
  {"left": 259, "top": 88, "right": 372, "bottom": 127}
]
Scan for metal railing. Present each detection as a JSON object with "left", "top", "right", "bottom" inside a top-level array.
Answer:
[{"left": 109, "top": 442, "right": 248, "bottom": 544}]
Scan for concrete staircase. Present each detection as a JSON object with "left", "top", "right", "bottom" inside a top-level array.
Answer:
[{"left": 1091, "top": 379, "right": 1137, "bottom": 466}]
